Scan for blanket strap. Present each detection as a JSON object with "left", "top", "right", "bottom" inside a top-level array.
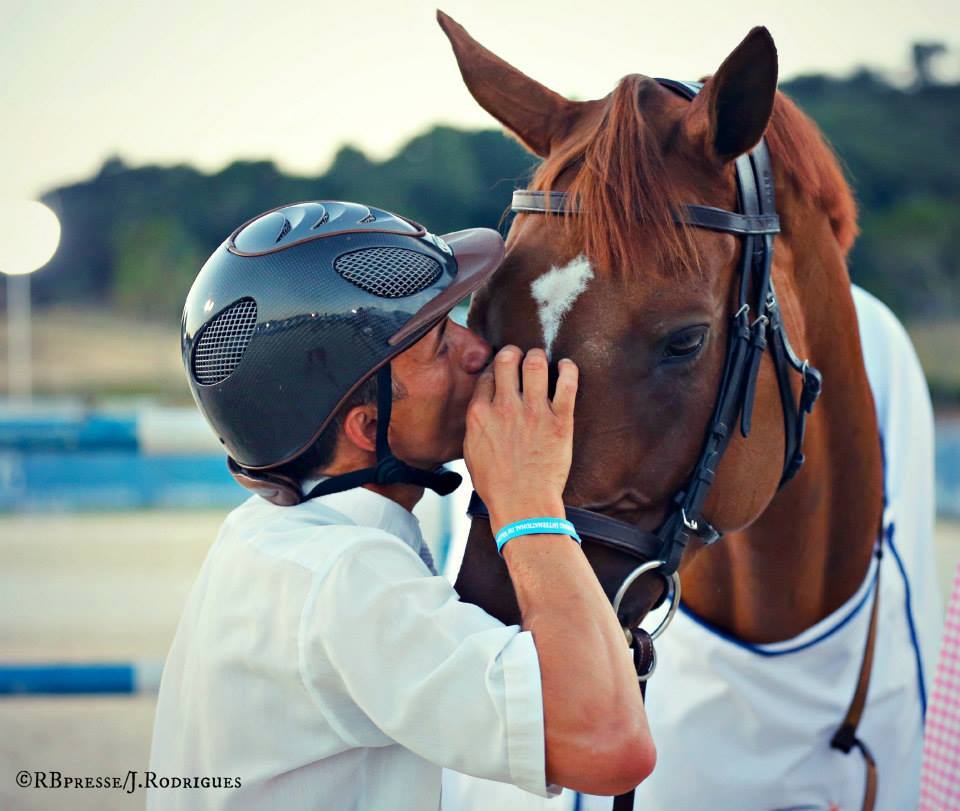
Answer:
[{"left": 830, "top": 552, "right": 882, "bottom": 811}]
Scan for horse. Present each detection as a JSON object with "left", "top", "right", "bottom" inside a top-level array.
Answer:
[{"left": 435, "top": 11, "right": 941, "bottom": 811}]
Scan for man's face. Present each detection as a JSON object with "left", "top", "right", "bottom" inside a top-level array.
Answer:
[{"left": 388, "top": 316, "right": 492, "bottom": 469}]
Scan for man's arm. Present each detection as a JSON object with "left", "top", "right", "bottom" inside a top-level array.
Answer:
[{"left": 464, "top": 346, "right": 655, "bottom": 796}]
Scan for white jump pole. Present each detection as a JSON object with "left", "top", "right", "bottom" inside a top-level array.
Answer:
[
  {"left": 7, "top": 273, "right": 31, "bottom": 398},
  {"left": 0, "top": 200, "right": 60, "bottom": 401}
]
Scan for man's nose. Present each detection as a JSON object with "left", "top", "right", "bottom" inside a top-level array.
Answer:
[{"left": 451, "top": 321, "right": 492, "bottom": 374}]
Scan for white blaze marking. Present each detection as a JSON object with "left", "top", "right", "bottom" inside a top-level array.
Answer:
[{"left": 530, "top": 254, "right": 594, "bottom": 358}]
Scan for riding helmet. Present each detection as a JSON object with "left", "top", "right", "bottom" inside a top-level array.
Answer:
[{"left": 181, "top": 200, "right": 504, "bottom": 502}]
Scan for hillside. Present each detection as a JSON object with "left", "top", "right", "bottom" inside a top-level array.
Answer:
[
  {"left": 27, "top": 72, "right": 960, "bottom": 324},
  {"left": 5, "top": 69, "right": 957, "bottom": 405}
]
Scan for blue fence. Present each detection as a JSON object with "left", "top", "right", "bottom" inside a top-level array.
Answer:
[
  {"left": 0, "top": 661, "right": 163, "bottom": 695},
  {"left": 2, "top": 405, "right": 958, "bottom": 516},
  {"left": 0, "top": 405, "right": 244, "bottom": 511},
  {"left": 1, "top": 451, "right": 243, "bottom": 511},
  {"left": 938, "top": 420, "right": 960, "bottom": 519}
]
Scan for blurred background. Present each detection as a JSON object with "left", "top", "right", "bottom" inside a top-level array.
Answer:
[{"left": 1, "top": 1, "right": 958, "bottom": 809}]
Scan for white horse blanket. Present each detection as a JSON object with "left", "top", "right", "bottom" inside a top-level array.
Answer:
[{"left": 441, "top": 285, "right": 942, "bottom": 811}]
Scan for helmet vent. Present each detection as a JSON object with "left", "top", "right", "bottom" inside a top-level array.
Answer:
[
  {"left": 276, "top": 218, "right": 292, "bottom": 242},
  {"left": 334, "top": 248, "right": 441, "bottom": 298},
  {"left": 192, "top": 298, "right": 258, "bottom": 385}
]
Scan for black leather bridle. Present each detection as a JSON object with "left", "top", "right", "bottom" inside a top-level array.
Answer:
[{"left": 468, "top": 77, "right": 823, "bottom": 658}]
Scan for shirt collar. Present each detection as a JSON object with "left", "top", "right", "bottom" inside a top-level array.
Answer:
[{"left": 300, "top": 479, "right": 426, "bottom": 557}]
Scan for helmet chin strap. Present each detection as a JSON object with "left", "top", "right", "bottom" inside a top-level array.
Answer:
[{"left": 301, "top": 365, "right": 462, "bottom": 502}]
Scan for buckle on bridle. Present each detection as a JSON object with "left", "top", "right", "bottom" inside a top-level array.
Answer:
[
  {"left": 681, "top": 508, "right": 698, "bottom": 532},
  {"left": 800, "top": 360, "right": 823, "bottom": 411}
]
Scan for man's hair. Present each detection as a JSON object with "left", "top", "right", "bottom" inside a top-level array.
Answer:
[{"left": 273, "top": 371, "right": 405, "bottom": 481}]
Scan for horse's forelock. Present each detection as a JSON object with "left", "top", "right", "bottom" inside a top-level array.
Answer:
[
  {"left": 526, "top": 76, "right": 858, "bottom": 276},
  {"left": 531, "top": 74, "right": 702, "bottom": 279}
]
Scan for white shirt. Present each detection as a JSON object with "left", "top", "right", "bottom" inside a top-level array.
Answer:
[
  {"left": 148, "top": 486, "right": 551, "bottom": 811},
  {"left": 442, "top": 285, "right": 942, "bottom": 810}
]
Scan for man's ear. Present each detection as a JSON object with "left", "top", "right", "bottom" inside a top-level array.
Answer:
[{"left": 341, "top": 404, "right": 378, "bottom": 454}]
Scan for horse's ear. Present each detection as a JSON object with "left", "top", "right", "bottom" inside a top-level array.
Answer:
[
  {"left": 437, "top": 10, "right": 579, "bottom": 157},
  {"left": 682, "top": 27, "right": 778, "bottom": 164}
]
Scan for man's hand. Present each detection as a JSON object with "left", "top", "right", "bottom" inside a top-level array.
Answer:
[
  {"left": 463, "top": 346, "right": 579, "bottom": 532},
  {"left": 462, "top": 345, "right": 655, "bottom": 793}
]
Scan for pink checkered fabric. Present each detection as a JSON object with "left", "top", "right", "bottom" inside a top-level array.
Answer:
[{"left": 920, "top": 563, "right": 960, "bottom": 811}]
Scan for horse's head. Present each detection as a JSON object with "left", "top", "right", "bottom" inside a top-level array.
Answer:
[{"left": 438, "top": 12, "right": 856, "bottom": 628}]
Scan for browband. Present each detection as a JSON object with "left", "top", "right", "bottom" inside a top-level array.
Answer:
[{"left": 511, "top": 190, "right": 782, "bottom": 236}]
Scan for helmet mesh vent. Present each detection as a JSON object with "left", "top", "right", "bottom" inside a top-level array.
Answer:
[
  {"left": 334, "top": 248, "right": 441, "bottom": 298},
  {"left": 192, "top": 298, "right": 258, "bottom": 385}
]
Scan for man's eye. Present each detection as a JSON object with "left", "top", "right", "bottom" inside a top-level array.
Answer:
[{"left": 663, "top": 328, "right": 706, "bottom": 360}]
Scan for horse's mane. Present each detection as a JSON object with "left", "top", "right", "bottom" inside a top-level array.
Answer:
[
  {"left": 529, "top": 74, "right": 858, "bottom": 275},
  {"left": 765, "top": 90, "right": 859, "bottom": 255}
]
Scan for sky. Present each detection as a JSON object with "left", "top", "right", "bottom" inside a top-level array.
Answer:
[{"left": 2, "top": 0, "right": 958, "bottom": 203}]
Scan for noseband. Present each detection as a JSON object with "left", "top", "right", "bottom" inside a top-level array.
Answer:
[{"left": 468, "top": 79, "right": 822, "bottom": 671}]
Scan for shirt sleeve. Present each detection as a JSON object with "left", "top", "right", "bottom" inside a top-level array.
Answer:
[{"left": 299, "top": 533, "right": 552, "bottom": 798}]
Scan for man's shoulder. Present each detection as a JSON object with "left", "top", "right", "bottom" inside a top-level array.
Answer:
[{"left": 218, "top": 495, "right": 423, "bottom": 579}]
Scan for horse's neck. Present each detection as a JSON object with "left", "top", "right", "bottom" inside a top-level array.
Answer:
[{"left": 683, "top": 215, "right": 884, "bottom": 644}]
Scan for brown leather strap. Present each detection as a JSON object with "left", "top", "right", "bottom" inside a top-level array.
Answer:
[
  {"left": 830, "top": 557, "right": 882, "bottom": 811},
  {"left": 613, "top": 789, "right": 634, "bottom": 810},
  {"left": 631, "top": 629, "right": 656, "bottom": 682},
  {"left": 859, "top": 740, "right": 878, "bottom": 811}
]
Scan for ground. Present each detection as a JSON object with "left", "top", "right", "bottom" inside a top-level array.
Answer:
[{"left": 0, "top": 510, "right": 958, "bottom": 811}]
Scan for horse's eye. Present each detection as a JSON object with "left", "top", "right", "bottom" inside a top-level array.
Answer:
[{"left": 663, "top": 327, "right": 707, "bottom": 360}]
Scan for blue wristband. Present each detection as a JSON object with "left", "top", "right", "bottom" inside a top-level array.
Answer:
[{"left": 495, "top": 517, "right": 582, "bottom": 556}]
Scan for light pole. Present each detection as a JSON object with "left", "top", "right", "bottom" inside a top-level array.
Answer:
[{"left": 0, "top": 201, "right": 61, "bottom": 400}]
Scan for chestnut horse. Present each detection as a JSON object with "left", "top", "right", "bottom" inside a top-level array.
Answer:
[{"left": 436, "top": 11, "right": 939, "bottom": 811}]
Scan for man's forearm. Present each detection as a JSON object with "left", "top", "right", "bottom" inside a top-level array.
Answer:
[{"left": 501, "top": 526, "right": 655, "bottom": 794}]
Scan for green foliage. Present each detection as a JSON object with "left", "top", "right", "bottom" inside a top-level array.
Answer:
[
  {"left": 112, "top": 217, "right": 206, "bottom": 318},
  {"left": 31, "top": 70, "right": 959, "bottom": 331},
  {"left": 781, "top": 76, "right": 960, "bottom": 319}
]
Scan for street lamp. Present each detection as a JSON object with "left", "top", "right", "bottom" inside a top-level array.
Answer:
[{"left": 0, "top": 200, "right": 61, "bottom": 400}]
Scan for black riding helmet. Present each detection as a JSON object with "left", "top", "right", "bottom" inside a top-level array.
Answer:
[{"left": 181, "top": 200, "right": 504, "bottom": 505}]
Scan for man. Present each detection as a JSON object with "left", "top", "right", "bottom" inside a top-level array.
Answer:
[{"left": 148, "top": 200, "right": 654, "bottom": 810}]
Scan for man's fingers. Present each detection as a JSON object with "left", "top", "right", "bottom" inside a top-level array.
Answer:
[
  {"left": 551, "top": 358, "right": 579, "bottom": 417},
  {"left": 471, "top": 364, "right": 495, "bottom": 405},
  {"left": 521, "top": 348, "right": 549, "bottom": 405},
  {"left": 492, "top": 346, "right": 522, "bottom": 403}
]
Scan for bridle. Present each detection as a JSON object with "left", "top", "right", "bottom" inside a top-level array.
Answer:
[
  {"left": 467, "top": 78, "right": 823, "bottom": 671},
  {"left": 466, "top": 77, "right": 824, "bottom": 810},
  {"left": 468, "top": 78, "right": 894, "bottom": 811}
]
